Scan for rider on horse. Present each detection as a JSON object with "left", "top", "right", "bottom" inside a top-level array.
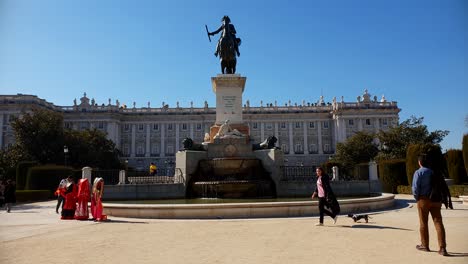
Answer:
[{"left": 208, "top": 16, "right": 241, "bottom": 58}]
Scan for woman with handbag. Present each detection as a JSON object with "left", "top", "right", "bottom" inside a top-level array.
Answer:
[{"left": 311, "top": 167, "right": 340, "bottom": 226}]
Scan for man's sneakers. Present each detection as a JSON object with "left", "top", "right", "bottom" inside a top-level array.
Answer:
[
  {"left": 416, "top": 245, "right": 430, "bottom": 252},
  {"left": 438, "top": 248, "right": 448, "bottom": 256},
  {"left": 315, "top": 222, "right": 323, "bottom": 226},
  {"left": 333, "top": 216, "right": 338, "bottom": 224}
]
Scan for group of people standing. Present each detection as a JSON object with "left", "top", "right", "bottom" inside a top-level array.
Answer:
[{"left": 56, "top": 176, "right": 105, "bottom": 221}]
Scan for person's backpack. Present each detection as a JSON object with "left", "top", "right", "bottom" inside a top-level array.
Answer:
[{"left": 429, "top": 172, "right": 453, "bottom": 209}]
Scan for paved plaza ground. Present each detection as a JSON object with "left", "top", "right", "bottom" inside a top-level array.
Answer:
[{"left": 1, "top": 194, "right": 467, "bottom": 264}]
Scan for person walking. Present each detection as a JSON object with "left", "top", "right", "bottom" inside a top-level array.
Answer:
[
  {"left": 4, "top": 179, "right": 16, "bottom": 213},
  {"left": 412, "top": 154, "right": 452, "bottom": 256},
  {"left": 311, "top": 167, "right": 340, "bottom": 226},
  {"left": 55, "top": 177, "right": 68, "bottom": 214},
  {"left": 149, "top": 162, "right": 157, "bottom": 176}
]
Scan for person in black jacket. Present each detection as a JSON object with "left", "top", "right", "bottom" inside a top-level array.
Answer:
[
  {"left": 311, "top": 167, "right": 340, "bottom": 226},
  {"left": 4, "top": 179, "right": 16, "bottom": 213}
]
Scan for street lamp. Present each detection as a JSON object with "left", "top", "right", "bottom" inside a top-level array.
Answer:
[{"left": 64, "top": 146, "right": 69, "bottom": 167}]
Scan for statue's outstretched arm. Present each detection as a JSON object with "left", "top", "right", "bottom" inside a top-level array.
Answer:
[{"left": 209, "top": 25, "right": 223, "bottom": 36}]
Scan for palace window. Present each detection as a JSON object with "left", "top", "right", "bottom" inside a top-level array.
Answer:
[
  {"left": 322, "top": 121, "right": 329, "bottom": 129},
  {"left": 151, "top": 144, "right": 159, "bottom": 155},
  {"left": 309, "top": 122, "right": 315, "bottom": 129},
  {"left": 252, "top": 122, "right": 258, "bottom": 130},
  {"left": 324, "top": 144, "right": 330, "bottom": 153},
  {"left": 136, "top": 145, "right": 144, "bottom": 156},
  {"left": 64, "top": 122, "right": 71, "bottom": 129},
  {"left": 348, "top": 119, "right": 354, "bottom": 126},
  {"left": 124, "top": 124, "right": 130, "bottom": 132},
  {"left": 167, "top": 145, "right": 174, "bottom": 154},
  {"left": 295, "top": 144, "right": 303, "bottom": 154},
  {"left": 382, "top": 118, "right": 388, "bottom": 126},
  {"left": 309, "top": 144, "right": 317, "bottom": 153},
  {"left": 153, "top": 124, "right": 159, "bottom": 131},
  {"left": 138, "top": 124, "right": 144, "bottom": 131},
  {"left": 280, "top": 122, "right": 286, "bottom": 129},
  {"left": 365, "top": 119, "right": 371, "bottom": 126},
  {"left": 181, "top": 123, "right": 188, "bottom": 131},
  {"left": 196, "top": 123, "right": 202, "bottom": 131},
  {"left": 295, "top": 122, "right": 302, "bottom": 129},
  {"left": 266, "top": 123, "right": 273, "bottom": 130},
  {"left": 167, "top": 124, "right": 173, "bottom": 131},
  {"left": 281, "top": 144, "right": 289, "bottom": 154}
]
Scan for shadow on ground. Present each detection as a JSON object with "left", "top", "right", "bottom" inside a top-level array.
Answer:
[{"left": 338, "top": 224, "right": 413, "bottom": 231}]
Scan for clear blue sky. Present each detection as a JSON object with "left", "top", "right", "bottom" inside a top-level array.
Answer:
[{"left": 1, "top": 0, "right": 467, "bottom": 151}]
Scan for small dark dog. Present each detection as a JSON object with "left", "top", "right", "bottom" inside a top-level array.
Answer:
[{"left": 347, "top": 213, "right": 371, "bottom": 223}]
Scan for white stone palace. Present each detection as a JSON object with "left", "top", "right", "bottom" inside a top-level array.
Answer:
[{"left": 0, "top": 89, "right": 400, "bottom": 170}]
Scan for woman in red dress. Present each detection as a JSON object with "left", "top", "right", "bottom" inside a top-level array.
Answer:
[
  {"left": 74, "top": 178, "right": 90, "bottom": 220},
  {"left": 91, "top": 177, "right": 104, "bottom": 221},
  {"left": 61, "top": 176, "right": 78, "bottom": 220}
]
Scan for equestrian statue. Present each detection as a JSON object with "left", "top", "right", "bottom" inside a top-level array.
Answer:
[{"left": 206, "top": 16, "right": 241, "bottom": 74}]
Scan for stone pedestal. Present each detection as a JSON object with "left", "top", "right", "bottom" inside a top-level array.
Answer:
[{"left": 211, "top": 74, "right": 246, "bottom": 125}]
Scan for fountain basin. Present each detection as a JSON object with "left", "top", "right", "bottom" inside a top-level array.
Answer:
[{"left": 103, "top": 193, "right": 395, "bottom": 219}]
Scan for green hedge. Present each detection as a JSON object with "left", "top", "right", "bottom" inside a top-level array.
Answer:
[
  {"left": 397, "top": 184, "right": 468, "bottom": 197},
  {"left": 16, "top": 190, "right": 52, "bottom": 202},
  {"left": 16, "top": 161, "right": 38, "bottom": 190},
  {"left": 445, "top": 149, "right": 466, "bottom": 184},
  {"left": 406, "top": 144, "right": 447, "bottom": 185},
  {"left": 25, "top": 165, "right": 73, "bottom": 192},
  {"left": 379, "top": 159, "right": 407, "bottom": 193}
]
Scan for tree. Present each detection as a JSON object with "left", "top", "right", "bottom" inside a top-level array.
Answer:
[
  {"left": 11, "top": 109, "right": 65, "bottom": 164},
  {"left": 64, "top": 129, "right": 122, "bottom": 169},
  {"left": 377, "top": 116, "right": 449, "bottom": 160},
  {"left": 332, "top": 131, "right": 379, "bottom": 175}
]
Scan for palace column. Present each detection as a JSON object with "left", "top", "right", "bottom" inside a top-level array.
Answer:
[
  {"left": 318, "top": 120, "right": 323, "bottom": 154},
  {"left": 160, "top": 124, "right": 165, "bottom": 158},
  {"left": 260, "top": 122, "right": 265, "bottom": 140},
  {"left": 190, "top": 123, "right": 194, "bottom": 139},
  {"left": 131, "top": 124, "right": 136, "bottom": 157},
  {"left": 175, "top": 123, "right": 180, "bottom": 152},
  {"left": 303, "top": 121, "right": 308, "bottom": 154},
  {"left": 274, "top": 122, "right": 279, "bottom": 145},
  {"left": 145, "top": 123, "right": 150, "bottom": 157},
  {"left": 288, "top": 122, "right": 293, "bottom": 154}
]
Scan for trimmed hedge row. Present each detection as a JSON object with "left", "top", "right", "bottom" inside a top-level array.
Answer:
[
  {"left": 397, "top": 185, "right": 468, "bottom": 198},
  {"left": 16, "top": 190, "right": 52, "bottom": 202},
  {"left": 378, "top": 159, "right": 407, "bottom": 193},
  {"left": 25, "top": 165, "right": 73, "bottom": 192},
  {"left": 406, "top": 144, "right": 447, "bottom": 185},
  {"left": 445, "top": 149, "right": 467, "bottom": 184},
  {"left": 16, "top": 161, "right": 38, "bottom": 190}
]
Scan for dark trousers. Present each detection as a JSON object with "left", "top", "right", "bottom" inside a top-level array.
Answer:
[
  {"left": 318, "top": 197, "right": 335, "bottom": 223},
  {"left": 56, "top": 196, "right": 65, "bottom": 213},
  {"left": 417, "top": 197, "right": 446, "bottom": 249}
]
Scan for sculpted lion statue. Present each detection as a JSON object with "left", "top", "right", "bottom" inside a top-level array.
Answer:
[
  {"left": 182, "top": 138, "right": 206, "bottom": 151},
  {"left": 252, "top": 135, "right": 278, "bottom": 150}
]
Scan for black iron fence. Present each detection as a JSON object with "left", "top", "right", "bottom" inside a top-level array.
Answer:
[
  {"left": 91, "top": 169, "right": 120, "bottom": 185},
  {"left": 280, "top": 166, "right": 316, "bottom": 182},
  {"left": 281, "top": 166, "right": 369, "bottom": 182}
]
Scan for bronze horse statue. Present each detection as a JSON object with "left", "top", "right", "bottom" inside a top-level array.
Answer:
[{"left": 207, "top": 16, "right": 241, "bottom": 74}]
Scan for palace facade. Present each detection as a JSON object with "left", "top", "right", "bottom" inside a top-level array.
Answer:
[{"left": 0, "top": 90, "right": 400, "bottom": 170}]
